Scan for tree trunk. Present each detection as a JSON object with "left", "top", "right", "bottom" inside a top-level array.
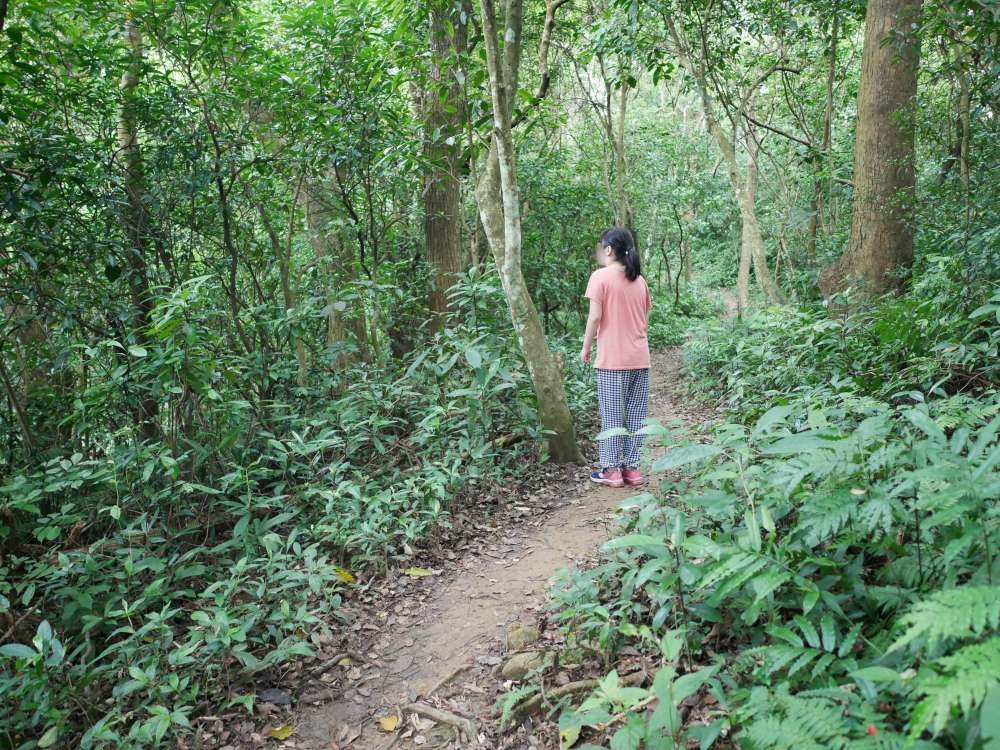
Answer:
[
  {"left": 743, "top": 126, "right": 781, "bottom": 304},
  {"left": 957, "top": 61, "right": 971, "bottom": 227},
  {"left": 737, "top": 227, "right": 752, "bottom": 315},
  {"left": 736, "top": 133, "right": 758, "bottom": 313},
  {"left": 807, "top": 2, "right": 839, "bottom": 262},
  {"left": 683, "top": 208, "right": 695, "bottom": 283},
  {"left": 254, "top": 195, "right": 308, "bottom": 387},
  {"left": 819, "top": 0, "right": 922, "bottom": 298},
  {"left": 118, "top": 20, "right": 159, "bottom": 442},
  {"left": 666, "top": 16, "right": 782, "bottom": 306},
  {"left": 302, "top": 182, "right": 370, "bottom": 368},
  {"left": 613, "top": 80, "right": 634, "bottom": 236},
  {"left": 475, "top": 0, "right": 581, "bottom": 464},
  {"left": 424, "top": 1, "right": 468, "bottom": 326}
]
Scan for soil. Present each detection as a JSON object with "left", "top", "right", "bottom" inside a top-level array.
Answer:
[{"left": 224, "top": 347, "right": 715, "bottom": 750}]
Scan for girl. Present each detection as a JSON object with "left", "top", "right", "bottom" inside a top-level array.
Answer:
[{"left": 580, "top": 227, "right": 651, "bottom": 488}]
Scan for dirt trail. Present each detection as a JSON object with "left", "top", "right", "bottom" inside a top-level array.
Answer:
[{"left": 294, "top": 347, "right": 706, "bottom": 749}]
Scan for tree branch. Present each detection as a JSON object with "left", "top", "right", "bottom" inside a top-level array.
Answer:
[
  {"left": 741, "top": 112, "right": 813, "bottom": 148},
  {"left": 511, "top": 0, "right": 570, "bottom": 127}
]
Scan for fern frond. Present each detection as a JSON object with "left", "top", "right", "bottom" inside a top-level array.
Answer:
[
  {"left": 496, "top": 683, "right": 539, "bottom": 729},
  {"left": 857, "top": 496, "right": 896, "bottom": 539},
  {"left": 909, "top": 636, "right": 1000, "bottom": 737},
  {"left": 741, "top": 691, "right": 848, "bottom": 749},
  {"left": 890, "top": 586, "right": 1000, "bottom": 653},
  {"left": 798, "top": 490, "right": 856, "bottom": 546}
]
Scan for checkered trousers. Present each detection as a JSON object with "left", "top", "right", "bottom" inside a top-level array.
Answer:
[{"left": 596, "top": 368, "right": 650, "bottom": 469}]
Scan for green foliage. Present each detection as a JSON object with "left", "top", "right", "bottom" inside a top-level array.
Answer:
[
  {"left": 0, "top": 271, "right": 559, "bottom": 747},
  {"left": 551, "top": 271, "right": 1000, "bottom": 748},
  {"left": 557, "top": 636, "right": 722, "bottom": 750},
  {"left": 647, "top": 293, "right": 721, "bottom": 348}
]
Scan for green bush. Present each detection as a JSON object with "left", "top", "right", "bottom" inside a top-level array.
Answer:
[
  {"left": 0, "top": 273, "right": 556, "bottom": 749},
  {"left": 647, "top": 291, "right": 721, "bottom": 348},
  {"left": 550, "top": 271, "right": 1000, "bottom": 749}
]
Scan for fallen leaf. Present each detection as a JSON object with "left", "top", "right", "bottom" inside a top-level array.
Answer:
[
  {"left": 403, "top": 567, "right": 434, "bottom": 578},
  {"left": 560, "top": 725, "right": 580, "bottom": 749},
  {"left": 264, "top": 724, "right": 294, "bottom": 740},
  {"left": 377, "top": 715, "right": 400, "bottom": 732},
  {"left": 334, "top": 567, "right": 356, "bottom": 584}
]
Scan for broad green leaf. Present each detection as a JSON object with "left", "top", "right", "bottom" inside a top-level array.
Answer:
[
  {"left": 653, "top": 444, "right": 721, "bottom": 472},
  {"left": 851, "top": 666, "right": 899, "bottom": 682}
]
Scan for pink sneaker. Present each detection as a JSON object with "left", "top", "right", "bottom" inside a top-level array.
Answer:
[
  {"left": 591, "top": 467, "right": 625, "bottom": 488},
  {"left": 622, "top": 467, "right": 646, "bottom": 486}
]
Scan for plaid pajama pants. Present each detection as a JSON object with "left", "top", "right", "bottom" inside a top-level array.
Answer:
[{"left": 596, "top": 368, "right": 650, "bottom": 469}]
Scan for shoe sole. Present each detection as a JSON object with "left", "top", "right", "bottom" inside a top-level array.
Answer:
[
  {"left": 623, "top": 478, "right": 647, "bottom": 486},
  {"left": 591, "top": 476, "right": 625, "bottom": 488}
]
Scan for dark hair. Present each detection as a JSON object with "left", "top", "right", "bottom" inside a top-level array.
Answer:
[{"left": 601, "top": 227, "right": 640, "bottom": 281}]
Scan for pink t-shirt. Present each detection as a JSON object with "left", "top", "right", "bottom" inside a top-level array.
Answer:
[{"left": 585, "top": 265, "right": 652, "bottom": 370}]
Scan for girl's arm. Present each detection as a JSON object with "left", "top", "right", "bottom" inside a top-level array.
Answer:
[{"left": 580, "top": 297, "right": 602, "bottom": 364}]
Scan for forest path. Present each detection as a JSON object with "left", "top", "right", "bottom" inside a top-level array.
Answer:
[{"left": 293, "top": 347, "right": 708, "bottom": 749}]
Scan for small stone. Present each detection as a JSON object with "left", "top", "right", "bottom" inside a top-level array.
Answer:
[
  {"left": 507, "top": 625, "right": 541, "bottom": 651},
  {"left": 501, "top": 651, "right": 549, "bottom": 681},
  {"left": 257, "top": 687, "right": 293, "bottom": 705}
]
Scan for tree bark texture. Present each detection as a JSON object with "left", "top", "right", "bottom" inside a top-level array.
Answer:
[
  {"left": 820, "top": 0, "right": 922, "bottom": 297},
  {"left": 424, "top": 1, "right": 468, "bottom": 325},
  {"left": 475, "top": 0, "right": 581, "bottom": 464}
]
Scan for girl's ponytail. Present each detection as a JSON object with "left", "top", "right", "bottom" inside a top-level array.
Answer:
[{"left": 601, "top": 227, "right": 641, "bottom": 281}]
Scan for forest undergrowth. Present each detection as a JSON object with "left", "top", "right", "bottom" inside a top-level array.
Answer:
[
  {"left": 0, "top": 267, "right": 711, "bottom": 749},
  {"left": 543, "top": 257, "right": 1000, "bottom": 749}
]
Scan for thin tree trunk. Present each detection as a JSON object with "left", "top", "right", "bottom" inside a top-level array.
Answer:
[
  {"left": 254, "top": 195, "right": 308, "bottom": 387},
  {"left": 957, "top": 63, "right": 971, "bottom": 227},
  {"left": 737, "top": 227, "right": 752, "bottom": 314},
  {"left": 424, "top": 0, "right": 468, "bottom": 326},
  {"left": 118, "top": 20, "right": 159, "bottom": 441},
  {"left": 820, "top": 0, "right": 922, "bottom": 297},
  {"left": 0, "top": 354, "right": 34, "bottom": 454},
  {"left": 614, "top": 79, "right": 634, "bottom": 236},
  {"left": 683, "top": 208, "right": 695, "bottom": 284},
  {"left": 744, "top": 125, "right": 778, "bottom": 304},
  {"left": 666, "top": 16, "right": 781, "bottom": 305},
  {"left": 476, "top": 0, "right": 580, "bottom": 464},
  {"left": 302, "top": 182, "right": 370, "bottom": 368},
  {"left": 807, "top": 2, "right": 838, "bottom": 262}
]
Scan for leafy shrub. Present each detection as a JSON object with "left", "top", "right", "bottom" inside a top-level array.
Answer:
[
  {"left": 0, "top": 272, "right": 563, "bottom": 748},
  {"left": 550, "top": 276, "right": 1000, "bottom": 749},
  {"left": 647, "top": 292, "right": 721, "bottom": 348}
]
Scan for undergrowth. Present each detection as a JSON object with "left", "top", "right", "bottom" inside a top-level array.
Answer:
[
  {"left": 548, "top": 258, "right": 1000, "bottom": 749},
  {"left": 0, "top": 274, "right": 592, "bottom": 749}
]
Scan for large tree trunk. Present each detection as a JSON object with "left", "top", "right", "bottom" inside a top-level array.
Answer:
[
  {"left": 476, "top": 0, "right": 581, "bottom": 464},
  {"left": 118, "top": 20, "right": 159, "bottom": 442},
  {"left": 424, "top": 1, "right": 468, "bottom": 326},
  {"left": 820, "top": 0, "right": 922, "bottom": 297}
]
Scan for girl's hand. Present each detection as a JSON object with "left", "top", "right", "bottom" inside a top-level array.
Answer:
[{"left": 580, "top": 346, "right": 591, "bottom": 364}]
